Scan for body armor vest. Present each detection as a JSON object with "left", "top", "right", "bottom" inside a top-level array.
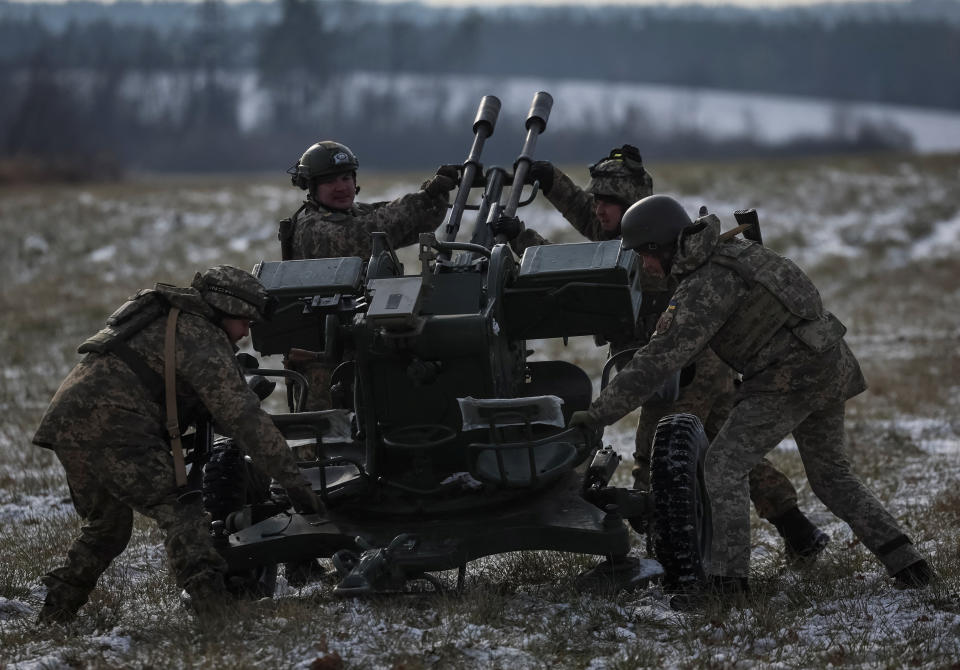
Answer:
[
  {"left": 77, "top": 287, "right": 214, "bottom": 402},
  {"left": 708, "top": 240, "right": 847, "bottom": 371}
]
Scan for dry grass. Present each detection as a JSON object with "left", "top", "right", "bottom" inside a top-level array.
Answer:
[{"left": 2, "top": 154, "right": 960, "bottom": 668}]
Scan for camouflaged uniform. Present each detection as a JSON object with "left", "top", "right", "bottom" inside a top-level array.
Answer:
[
  {"left": 283, "top": 187, "right": 449, "bottom": 410},
  {"left": 531, "top": 166, "right": 801, "bottom": 523},
  {"left": 585, "top": 214, "right": 926, "bottom": 580},
  {"left": 33, "top": 285, "right": 314, "bottom": 621},
  {"left": 513, "top": 163, "right": 648, "bottom": 251},
  {"left": 286, "top": 187, "right": 449, "bottom": 261}
]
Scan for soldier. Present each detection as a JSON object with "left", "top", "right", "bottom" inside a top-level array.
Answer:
[
  {"left": 33, "top": 266, "right": 321, "bottom": 624},
  {"left": 278, "top": 140, "right": 458, "bottom": 411},
  {"left": 569, "top": 195, "right": 933, "bottom": 607},
  {"left": 518, "top": 144, "right": 654, "bottom": 249},
  {"left": 522, "top": 146, "right": 827, "bottom": 562}
]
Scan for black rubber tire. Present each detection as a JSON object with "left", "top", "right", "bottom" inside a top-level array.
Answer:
[
  {"left": 202, "top": 437, "right": 273, "bottom": 521},
  {"left": 202, "top": 437, "right": 277, "bottom": 597},
  {"left": 649, "top": 413, "right": 712, "bottom": 590},
  {"left": 202, "top": 437, "right": 247, "bottom": 522}
]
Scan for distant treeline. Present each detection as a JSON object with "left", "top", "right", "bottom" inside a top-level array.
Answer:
[
  {"left": 2, "top": 0, "right": 958, "bottom": 109},
  {"left": 0, "top": 0, "right": 950, "bottom": 175}
]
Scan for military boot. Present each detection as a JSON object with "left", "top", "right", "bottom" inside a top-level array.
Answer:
[
  {"left": 769, "top": 506, "right": 830, "bottom": 566},
  {"left": 180, "top": 574, "right": 235, "bottom": 618},
  {"left": 36, "top": 602, "right": 79, "bottom": 626},
  {"left": 36, "top": 574, "right": 89, "bottom": 626},
  {"left": 893, "top": 559, "right": 934, "bottom": 589}
]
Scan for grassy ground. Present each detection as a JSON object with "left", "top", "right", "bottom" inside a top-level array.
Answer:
[{"left": 1, "top": 153, "right": 959, "bottom": 668}]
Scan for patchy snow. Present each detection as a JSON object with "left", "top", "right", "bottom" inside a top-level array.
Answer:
[
  {"left": 910, "top": 211, "right": 960, "bottom": 261},
  {"left": 325, "top": 71, "right": 960, "bottom": 154},
  {"left": 0, "top": 494, "right": 72, "bottom": 523},
  {"left": 882, "top": 418, "right": 960, "bottom": 456},
  {"left": 87, "top": 244, "right": 117, "bottom": 263},
  {"left": 6, "top": 654, "right": 74, "bottom": 670},
  {"left": 0, "top": 597, "right": 34, "bottom": 621},
  {"left": 2, "top": 156, "right": 960, "bottom": 668}
]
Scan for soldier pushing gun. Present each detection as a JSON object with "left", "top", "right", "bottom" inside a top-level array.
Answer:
[
  {"left": 569, "top": 195, "right": 934, "bottom": 609},
  {"left": 33, "top": 266, "right": 321, "bottom": 624}
]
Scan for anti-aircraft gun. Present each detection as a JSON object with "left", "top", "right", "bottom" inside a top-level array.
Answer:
[{"left": 201, "top": 93, "right": 712, "bottom": 596}]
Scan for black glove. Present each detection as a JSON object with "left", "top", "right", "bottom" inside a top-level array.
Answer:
[
  {"left": 424, "top": 164, "right": 460, "bottom": 196},
  {"left": 528, "top": 161, "right": 555, "bottom": 196},
  {"left": 285, "top": 483, "right": 324, "bottom": 515},
  {"left": 567, "top": 410, "right": 597, "bottom": 429},
  {"left": 490, "top": 215, "right": 523, "bottom": 242}
]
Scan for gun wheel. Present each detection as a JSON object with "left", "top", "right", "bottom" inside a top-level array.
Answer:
[
  {"left": 649, "top": 413, "right": 712, "bottom": 590},
  {"left": 202, "top": 437, "right": 278, "bottom": 597}
]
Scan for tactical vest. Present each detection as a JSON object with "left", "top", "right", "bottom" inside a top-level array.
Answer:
[
  {"left": 278, "top": 202, "right": 309, "bottom": 260},
  {"left": 77, "top": 286, "right": 214, "bottom": 402},
  {"left": 78, "top": 289, "right": 168, "bottom": 401},
  {"left": 708, "top": 239, "right": 847, "bottom": 371}
]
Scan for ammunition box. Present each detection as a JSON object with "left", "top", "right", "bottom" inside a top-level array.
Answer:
[
  {"left": 251, "top": 258, "right": 365, "bottom": 355},
  {"left": 502, "top": 240, "right": 642, "bottom": 340}
]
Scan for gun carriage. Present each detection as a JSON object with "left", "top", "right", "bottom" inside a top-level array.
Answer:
[{"left": 197, "top": 93, "right": 712, "bottom": 596}]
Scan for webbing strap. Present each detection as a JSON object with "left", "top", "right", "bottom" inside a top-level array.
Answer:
[
  {"left": 718, "top": 223, "right": 754, "bottom": 242},
  {"left": 163, "top": 307, "right": 187, "bottom": 488}
]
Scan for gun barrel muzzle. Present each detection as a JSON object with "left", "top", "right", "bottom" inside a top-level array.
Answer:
[
  {"left": 525, "top": 91, "right": 553, "bottom": 133},
  {"left": 473, "top": 95, "right": 502, "bottom": 136}
]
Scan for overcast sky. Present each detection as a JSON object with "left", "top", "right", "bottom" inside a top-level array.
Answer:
[
  {"left": 5, "top": 0, "right": 906, "bottom": 6},
  {"left": 378, "top": 0, "right": 900, "bottom": 6}
]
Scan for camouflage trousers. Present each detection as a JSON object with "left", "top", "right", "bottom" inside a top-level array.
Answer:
[
  {"left": 632, "top": 348, "right": 798, "bottom": 521},
  {"left": 42, "top": 443, "right": 229, "bottom": 616},
  {"left": 705, "top": 395, "right": 923, "bottom": 579}
]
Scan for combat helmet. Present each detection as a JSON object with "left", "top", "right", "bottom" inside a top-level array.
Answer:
[
  {"left": 191, "top": 265, "right": 276, "bottom": 322},
  {"left": 620, "top": 195, "right": 693, "bottom": 252},
  {"left": 288, "top": 141, "right": 359, "bottom": 190},
  {"left": 586, "top": 144, "right": 654, "bottom": 207}
]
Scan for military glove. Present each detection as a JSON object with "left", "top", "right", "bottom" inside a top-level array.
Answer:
[
  {"left": 568, "top": 410, "right": 598, "bottom": 429},
  {"left": 490, "top": 215, "right": 523, "bottom": 242},
  {"left": 528, "top": 161, "right": 555, "bottom": 196},
  {"left": 285, "top": 483, "right": 324, "bottom": 515},
  {"left": 424, "top": 165, "right": 460, "bottom": 196}
]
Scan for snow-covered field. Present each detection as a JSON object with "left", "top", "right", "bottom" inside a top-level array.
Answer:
[{"left": 1, "top": 152, "right": 959, "bottom": 668}]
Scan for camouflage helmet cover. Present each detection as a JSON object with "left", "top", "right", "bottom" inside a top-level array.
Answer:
[
  {"left": 289, "top": 140, "right": 359, "bottom": 190},
  {"left": 620, "top": 194, "right": 693, "bottom": 252},
  {"left": 191, "top": 265, "right": 276, "bottom": 322},
  {"left": 586, "top": 144, "right": 654, "bottom": 207}
]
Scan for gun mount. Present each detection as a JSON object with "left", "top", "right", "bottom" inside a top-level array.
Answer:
[{"left": 200, "top": 94, "right": 711, "bottom": 597}]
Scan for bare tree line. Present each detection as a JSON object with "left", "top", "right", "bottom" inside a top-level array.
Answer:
[{"left": 0, "top": 0, "right": 943, "bottom": 177}]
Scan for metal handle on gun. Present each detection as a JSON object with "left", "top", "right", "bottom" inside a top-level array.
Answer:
[
  {"left": 440, "top": 95, "right": 501, "bottom": 258},
  {"left": 733, "top": 208, "right": 763, "bottom": 246}
]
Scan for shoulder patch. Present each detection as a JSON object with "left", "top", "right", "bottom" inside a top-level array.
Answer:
[{"left": 654, "top": 300, "right": 677, "bottom": 336}]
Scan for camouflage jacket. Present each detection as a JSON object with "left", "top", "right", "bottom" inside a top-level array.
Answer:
[
  {"left": 287, "top": 187, "right": 449, "bottom": 260},
  {"left": 513, "top": 167, "right": 615, "bottom": 254},
  {"left": 587, "top": 215, "right": 866, "bottom": 426},
  {"left": 33, "top": 308, "right": 308, "bottom": 490},
  {"left": 545, "top": 166, "right": 620, "bottom": 243}
]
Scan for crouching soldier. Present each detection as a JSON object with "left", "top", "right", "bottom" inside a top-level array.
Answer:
[
  {"left": 569, "top": 195, "right": 933, "bottom": 608},
  {"left": 33, "top": 265, "right": 321, "bottom": 624}
]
